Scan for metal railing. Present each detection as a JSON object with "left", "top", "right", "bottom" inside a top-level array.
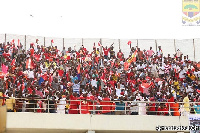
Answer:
[{"left": 1, "top": 97, "right": 200, "bottom": 115}]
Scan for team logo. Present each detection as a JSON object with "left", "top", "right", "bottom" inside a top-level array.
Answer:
[{"left": 182, "top": 0, "right": 200, "bottom": 26}]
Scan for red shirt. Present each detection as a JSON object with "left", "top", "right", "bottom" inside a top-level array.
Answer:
[
  {"left": 79, "top": 96, "right": 90, "bottom": 114},
  {"left": 149, "top": 103, "right": 156, "bottom": 112},
  {"left": 109, "top": 80, "right": 115, "bottom": 89},
  {"left": 117, "top": 52, "right": 123, "bottom": 59},
  {"left": 103, "top": 48, "right": 110, "bottom": 56},
  {"left": 100, "top": 97, "right": 111, "bottom": 114},
  {"left": 30, "top": 48, "right": 34, "bottom": 56},
  {"left": 69, "top": 95, "right": 79, "bottom": 114},
  {"left": 168, "top": 97, "right": 174, "bottom": 108},
  {"left": 17, "top": 71, "right": 23, "bottom": 77},
  {"left": 157, "top": 107, "right": 168, "bottom": 115},
  {"left": 58, "top": 69, "right": 64, "bottom": 77},
  {"left": 88, "top": 95, "right": 96, "bottom": 111},
  {"left": 2, "top": 53, "right": 10, "bottom": 59},
  {"left": 127, "top": 72, "right": 134, "bottom": 80}
]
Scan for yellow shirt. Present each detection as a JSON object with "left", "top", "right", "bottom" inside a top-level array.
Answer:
[
  {"left": 6, "top": 97, "right": 15, "bottom": 110},
  {"left": 52, "top": 62, "right": 57, "bottom": 69},
  {"left": 112, "top": 75, "right": 118, "bottom": 81},
  {"left": 96, "top": 51, "right": 99, "bottom": 55},
  {"left": 44, "top": 62, "right": 50, "bottom": 68},
  {"left": 189, "top": 74, "right": 195, "bottom": 81},
  {"left": 183, "top": 96, "right": 190, "bottom": 112},
  {"left": 174, "top": 81, "right": 180, "bottom": 90}
]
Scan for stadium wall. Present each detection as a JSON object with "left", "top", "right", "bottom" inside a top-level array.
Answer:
[{"left": 6, "top": 112, "right": 190, "bottom": 132}]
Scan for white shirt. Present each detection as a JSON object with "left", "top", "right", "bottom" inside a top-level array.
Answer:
[
  {"left": 138, "top": 98, "right": 147, "bottom": 115},
  {"left": 116, "top": 88, "right": 121, "bottom": 97},
  {"left": 186, "top": 86, "right": 193, "bottom": 93},
  {"left": 194, "top": 71, "right": 200, "bottom": 78},
  {"left": 28, "top": 70, "right": 34, "bottom": 79},
  {"left": 130, "top": 99, "right": 139, "bottom": 113},
  {"left": 57, "top": 98, "right": 66, "bottom": 114},
  {"left": 91, "top": 79, "right": 97, "bottom": 88},
  {"left": 137, "top": 64, "right": 145, "bottom": 70},
  {"left": 158, "top": 66, "right": 165, "bottom": 75},
  {"left": 179, "top": 69, "right": 186, "bottom": 78}
]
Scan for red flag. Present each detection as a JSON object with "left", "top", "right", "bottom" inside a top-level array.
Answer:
[
  {"left": 98, "top": 41, "right": 101, "bottom": 46},
  {"left": 10, "top": 39, "right": 15, "bottom": 45},
  {"left": 139, "top": 83, "right": 151, "bottom": 95},
  {"left": 18, "top": 39, "right": 20, "bottom": 47},
  {"left": 12, "top": 39, "right": 15, "bottom": 44},
  {"left": 127, "top": 41, "right": 131, "bottom": 45},
  {"left": 51, "top": 39, "right": 54, "bottom": 43},
  {"left": 11, "top": 59, "right": 16, "bottom": 66},
  {"left": 41, "top": 74, "right": 48, "bottom": 81}
]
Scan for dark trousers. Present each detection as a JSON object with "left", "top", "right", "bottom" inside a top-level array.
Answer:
[{"left": 131, "top": 112, "right": 138, "bottom": 115}]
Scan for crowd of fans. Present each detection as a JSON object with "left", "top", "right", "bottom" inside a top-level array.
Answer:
[{"left": 0, "top": 39, "right": 200, "bottom": 115}]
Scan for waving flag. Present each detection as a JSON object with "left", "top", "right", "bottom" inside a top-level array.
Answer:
[
  {"left": 139, "top": 82, "right": 151, "bottom": 95},
  {"left": 18, "top": 39, "right": 20, "bottom": 47},
  {"left": 98, "top": 41, "right": 101, "bottom": 46},
  {"left": 2, "top": 64, "right": 8, "bottom": 74},
  {"left": 11, "top": 59, "right": 16, "bottom": 66},
  {"left": 127, "top": 50, "right": 137, "bottom": 63},
  {"left": 127, "top": 41, "right": 131, "bottom": 45},
  {"left": 51, "top": 39, "right": 54, "bottom": 43},
  {"left": 11, "top": 39, "right": 15, "bottom": 45}
]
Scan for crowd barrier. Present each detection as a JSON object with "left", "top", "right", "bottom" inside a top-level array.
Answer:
[
  {"left": 1, "top": 97, "right": 199, "bottom": 116},
  {"left": 0, "top": 34, "right": 199, "bottom": 61},
  {"left": 0, "top": 105, "right": 7, "bottom": 133}
]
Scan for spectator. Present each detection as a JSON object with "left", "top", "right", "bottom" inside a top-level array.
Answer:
[
  {"left": 5, "top": 91, "right": 15, "bottom": 112},
  {"left": 183, "top": 93, "right": 190, "bottom": 116},
  {"left": 100, "top": 93, "right": 111, "bottom": 115},
  {"left": 193, "top": 101, "right": 200, "bottom": 114},
  {"left": 115, "top": 96, "right": 125, "bottom": 115},
  {"left": 0, "top": 38, "right": 199, "bottom": 116}
]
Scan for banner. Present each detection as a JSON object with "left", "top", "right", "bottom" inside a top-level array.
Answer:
[{"left": 189, "top": 114, "right": 200, "bottom": 133}]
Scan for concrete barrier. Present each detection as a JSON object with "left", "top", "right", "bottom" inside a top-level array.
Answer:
[
  {"left": 6, "top": 113, "right": 190, "bottom": 132},
  {"left": 0, "top": 106, "right": 7, "bottom": 133}
]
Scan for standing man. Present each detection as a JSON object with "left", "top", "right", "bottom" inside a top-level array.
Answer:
[{"left": 147, "top": 47, "right": 155, "bottom": 59}]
